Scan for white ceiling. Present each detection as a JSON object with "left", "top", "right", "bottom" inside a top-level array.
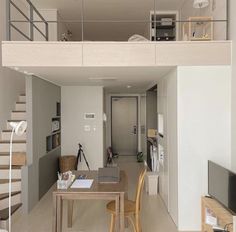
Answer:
[{"left": 19, "top": 66, "right": 174, "bottom": 93}]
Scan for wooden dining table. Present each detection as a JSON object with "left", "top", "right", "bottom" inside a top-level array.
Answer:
[{"left": 52, "top": 170, "right": 128, "bottom": 232}]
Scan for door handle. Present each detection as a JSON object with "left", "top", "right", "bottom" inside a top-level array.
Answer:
[{"left": 133, "top": 126, "right": 137, "bottom": 135}]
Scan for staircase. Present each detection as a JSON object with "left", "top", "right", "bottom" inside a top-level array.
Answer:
[{"left": 0, "top": 94, "right": 27, "bottom": 230}]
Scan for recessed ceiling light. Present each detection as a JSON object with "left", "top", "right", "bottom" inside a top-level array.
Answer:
[
  {"left": 127, "top": 85, "right": 132, "bottom": 89},
  {"left": 89, "top": 77, "right": 117, "bottom": 82}
]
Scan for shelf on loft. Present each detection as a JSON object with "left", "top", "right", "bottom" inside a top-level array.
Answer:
[{"left": 156, "top": 25, "right": 175, "bottom": 29}]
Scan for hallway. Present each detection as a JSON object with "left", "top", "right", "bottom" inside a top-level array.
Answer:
[{"left": 12, "top": 156, "right": 178, "bottom": 232}]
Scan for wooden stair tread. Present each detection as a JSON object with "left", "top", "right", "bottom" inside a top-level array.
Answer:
[
  {"left": 7, "top": 120, "right": 22, "bottom": 122},
  {"left": 0, "top": 152, "right": 26, "bottom": 156},
  {"left": 0, "top": 191, "right": 21, "bottom": 200},
  {"left": 0, "top": 203, "right": 22, "bottom": 220},
  {"left": 0, "top": 179, "right": 21, "bottom": 184},
  {"left": 2, "top": 130, "right": 26, "bottom": 133},
  {"left": 0, "top": 165, "right": 21, "bottom": 169},
  {"left": 12, "top": 111, "right": 26, "bottom": 113},
  {"left": 16, "top": 102, "right": 26, "bottom": 104},
  {"left": 0, "top": 140, "right": 26, "bottom": 144}
]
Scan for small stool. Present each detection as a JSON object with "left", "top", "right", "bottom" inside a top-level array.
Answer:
[
  {"left": 59, "top": 155, "right": 77, "bottom": 173},
  {"left": 145, "top": 172, "right": 159, "bottom": 195}
]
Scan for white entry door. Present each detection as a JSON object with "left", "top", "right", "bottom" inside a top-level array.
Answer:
[{"left": 112, "top": 97, "right": 138, "bottom": 156}]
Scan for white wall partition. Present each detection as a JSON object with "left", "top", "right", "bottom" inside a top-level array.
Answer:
[
  {"left": 61, "top": 86, "right": 104, "bottom": 170},
  {"left": 158, "top": 66, "right": 231, "bottom": 231},
  {"left": 157, "top": 68, "right": 178, "bottom": 224},
  {"left": 177, "top": 66, "right": 231, "bottom": 230}
]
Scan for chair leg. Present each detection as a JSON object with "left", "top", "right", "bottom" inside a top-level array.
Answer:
[
  {"left": 127, "top": 216, "right": 137, "bottom": 232},
  {"left": 110, "top": 214, "right": 115, "bottom": 232},
  {"left": 135, "top": 213, "right": 142, "bottom": 232}
]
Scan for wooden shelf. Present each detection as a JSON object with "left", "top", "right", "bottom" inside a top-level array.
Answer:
[{"left": 156, "top": 25, "right": 175, "bottom": 29}]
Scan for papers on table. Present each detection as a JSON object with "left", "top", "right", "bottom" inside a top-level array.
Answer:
[{"left": 70, "top": 179, "right": 94, "bottom": 189}]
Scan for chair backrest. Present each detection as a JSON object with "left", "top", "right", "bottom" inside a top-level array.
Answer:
[{"left": 135, "top": 168, "right": 147, "bottom": 214}]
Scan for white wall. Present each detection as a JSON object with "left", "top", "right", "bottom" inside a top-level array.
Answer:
[
  {"left": 61, "top": 86, "right": 104, "bottom": 170},
  {"left": 177, "top": 66, "right": 231, "bottom": 231},
  {"left": 229, "top": 0, "right": 236, "bottom": 172},
  {"left": 0, "top": 0, "right": 25, "bottom": 131},
  {"left": 22, "top": 76, "right": 61, "bottom": 212}
]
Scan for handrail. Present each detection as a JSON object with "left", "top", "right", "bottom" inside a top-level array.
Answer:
[{"left": 7, "top": 0, "right": 48, "bottom": 41}]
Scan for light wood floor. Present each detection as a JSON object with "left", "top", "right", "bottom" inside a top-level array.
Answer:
[{"left": 12, "top": 156, "right": 179, "bottom": 232}]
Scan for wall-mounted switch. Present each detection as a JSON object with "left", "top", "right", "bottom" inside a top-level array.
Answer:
[{"left": 84, "top": 125, "right": 91, "bottom": 132}]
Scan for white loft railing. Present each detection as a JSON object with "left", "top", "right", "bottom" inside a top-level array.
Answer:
[{"left": 6, "top": 0, "right": 48, "bottom": 41}]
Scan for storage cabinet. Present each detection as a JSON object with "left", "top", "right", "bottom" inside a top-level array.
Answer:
[
  {"left": 150, "top": 11, "right": 179, "bottom": 41},
  {"left": 201, "top": 196, "right": 235, "bottom": 232}
]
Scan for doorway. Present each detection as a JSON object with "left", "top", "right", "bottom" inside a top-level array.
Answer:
[{"left": 111, "top": 97, "right": 138, "bottom": 156}]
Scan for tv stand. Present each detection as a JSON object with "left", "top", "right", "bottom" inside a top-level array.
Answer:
[{"left": 201, "top": 197, "right": 236, "bottom": 232}]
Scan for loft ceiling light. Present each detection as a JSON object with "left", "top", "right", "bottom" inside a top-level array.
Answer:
[{"left": 193, "top": 0, "right": 209, "bottom": 8}]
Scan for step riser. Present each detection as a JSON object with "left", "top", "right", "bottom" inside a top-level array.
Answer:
[
  {"left": 0, "top": 220, "right": 7, "bottom": 230},
  {"left": 0, "top": 144, "right": 26, "bottom": 153},
  {"left": 0, "top": 182, "right": 21, "bottom": 194},
  {"left": 19, "top": 96, "right": 26, "bottom": 102},
  {"left": 0, "top": 194, "right": 21, "bottom": 211},
  {"left": 0, "top": 156, "right": 9, "bottom": 165},
  {"left": 15, "top": 103, "right": 26, "bottom": 111},
  {"left": 7, "top": 122, "right": 27, "bottom": 130},
  {"left": 0, "top": 169, "right": 21, "bottom": 180},
  {"left": 11, "top": 112, "right": 26, "bottom": 121},
  {"left": 1, "top": 132, "right": 26, "bottom": 141}
]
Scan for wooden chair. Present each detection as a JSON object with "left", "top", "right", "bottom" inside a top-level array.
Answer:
[{"left": 106, "top": 168, "right": 147, "bottom": 232}]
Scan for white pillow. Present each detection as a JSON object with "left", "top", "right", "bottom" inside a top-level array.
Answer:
[{"left": 128, "top": 34, "right": 149, "bottom": 42}]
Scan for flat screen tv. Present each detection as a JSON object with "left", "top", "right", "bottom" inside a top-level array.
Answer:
[{"left": 208, "top": 161, "right": 236, "bottom": 214}]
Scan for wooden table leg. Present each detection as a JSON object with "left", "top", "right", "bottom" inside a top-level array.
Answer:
[
  {"left": 115, "top": 195, "right": 120, "bottom": 232},
  {"left": 120, "top": 193, "right": 125, "bottom": 232},
  {"left": 68, "top": 200, "right": 74, "bottom": 228},
  {"left": 124, "top": 192, "right": 128, "bottom": 228},
  {"left": 52, "top": 193, "right": 57, "bottom": 232},
  {"left": 56, "top": 196, "right": 63, "bottom": 232}
]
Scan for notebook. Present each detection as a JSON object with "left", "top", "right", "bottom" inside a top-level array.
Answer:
[
  {"left": 98, "top": 167, "right": 120, "bottom": 184},
  {"left": 70, "top": 179, "right": 93, "bottom": 189}
]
